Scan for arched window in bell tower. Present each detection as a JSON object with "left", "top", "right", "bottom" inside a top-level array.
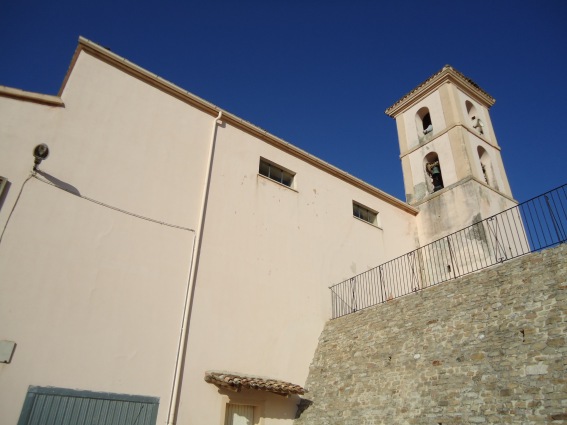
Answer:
[
  {"left": 424, "top": 152, "right": 444, "bottom": 193},
  {"left": 415, "top": 107, "right": 433, "bottom": 137},
  {"left": 466, "top": 100, "right": 484, "bottom": 135},
  {"left": 477, "top": 146, "right": 497, "bottom": 190}
]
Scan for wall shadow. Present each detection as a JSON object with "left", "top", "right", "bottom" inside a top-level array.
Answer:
[{"left": 36, "top": 170, "right": 81, "bottom": 197}]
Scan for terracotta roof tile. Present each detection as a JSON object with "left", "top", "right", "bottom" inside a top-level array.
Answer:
[{"left": 204, "top": 371, "right": 306, "bottom": 396}]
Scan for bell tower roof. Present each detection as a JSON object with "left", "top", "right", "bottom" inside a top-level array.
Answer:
[{"left": 385, "top": 65, "right": 495, "bottom": 118}]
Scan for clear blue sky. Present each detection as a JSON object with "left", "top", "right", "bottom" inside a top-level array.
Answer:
[{"left": 1, "top": 0, "right": 566, "bottom": 203}]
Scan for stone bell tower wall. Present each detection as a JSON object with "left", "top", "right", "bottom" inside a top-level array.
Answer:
[{"left": 295, "top": 244, "right": 567, "bottom": 424}]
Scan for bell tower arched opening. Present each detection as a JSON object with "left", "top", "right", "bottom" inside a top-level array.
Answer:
[
  {"left": 466, "top": 100, "right": 484, "bottom": 135},
  {"left": 424, "top": 152, "right": 444, "bottom": 193},
  {"left": 415, "top": 107, "right": 433, "bottom": 136},
  {"left": 477, "top": 146, "right": 498, "bottom": 190}
]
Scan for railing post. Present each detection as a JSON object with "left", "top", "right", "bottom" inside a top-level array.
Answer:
[
  {"left": 379, "top": 266, "right": 385, "bottom": 304},
  {"left": 546, "top": 195, "right": 566, "bottom": 243},
  {"left": 493, "top": 217, "right": 500, "bottom": 262},
  {"left": 447, "top": 238, "right": 457, "bottom": 279},
  {"left": 350, "top": 277, "right": 357, "bottom": 313}
]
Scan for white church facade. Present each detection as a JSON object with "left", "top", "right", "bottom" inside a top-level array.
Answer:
[{"left": 0, "top": 38, "right": 515, "bottom": 425}]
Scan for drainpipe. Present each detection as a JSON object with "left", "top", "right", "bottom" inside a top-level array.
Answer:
[{"left": 167, "top": 110, "right": 223, "bottom": 425}]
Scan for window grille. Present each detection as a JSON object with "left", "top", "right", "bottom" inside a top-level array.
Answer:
[
  {"left": 353, "top": 202, "right": 378, "bottom": 226},
  {"left": 259, "top": 159, "right": 294, "bottom": 187}
]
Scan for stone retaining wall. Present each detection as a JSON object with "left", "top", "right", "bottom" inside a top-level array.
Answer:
[{"left": 296, "top": 244, "right": 567, "bottom": 424}]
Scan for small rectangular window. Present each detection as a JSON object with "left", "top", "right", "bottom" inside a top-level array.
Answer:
[
  {"left": 259, "top": 159, "right": 294, "bottom": 188},
  {"left": 353, "top": 202, "right": 379, "bottom": 226}
]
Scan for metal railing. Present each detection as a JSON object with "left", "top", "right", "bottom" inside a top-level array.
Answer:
[{"left": 330, "top": 184, "right": 567, "bottom": 319}]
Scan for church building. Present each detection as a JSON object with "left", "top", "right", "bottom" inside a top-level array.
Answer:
[{"left": 0, "top": 37, "right": 516, "bottom": 425}]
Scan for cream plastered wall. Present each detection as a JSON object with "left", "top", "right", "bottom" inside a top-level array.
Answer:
[
  {"left": 55, "top": 51, "right": 214, "bottom": 228},
  {"left": 401, "top": 90, "right": 446, "bottom": 151},
  {"left": 1, "top": 47, "right": 419, "bottom": 425},
  {"left": 0, "top": 182, "right": 194, "bottom": 425},
  {"left": 0, "top": 95, "right": 66, "bottom": 425},
  {"left": 0, "top": 95, "right": 63, "bottom": 226},
  {"left": 175, "top": 121, "right": 418, "bottom": 425},
  {"left": 0, "top": 50, "right": 216, "bottom": 425},
  {"left": 211, "top": 390, "right": 300, "bottom": 425},
  {"left": 415, "top": 179, "right": 518, "bottom": 247}
]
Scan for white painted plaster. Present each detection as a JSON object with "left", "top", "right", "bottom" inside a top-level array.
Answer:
[{"left": 0, "top": 48, "right": 418, "bottom": 425}]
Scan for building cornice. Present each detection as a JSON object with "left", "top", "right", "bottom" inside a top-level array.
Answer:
[
  {"left": 399, "top": 124, "right": 501, "bottom": 160},
  {"left": 385, "top": 65, "right": 495, "bottom": 118},
  {"left": 0, "top": 86, "right": 64, "bottom": 107},
  {"left": 62, "top": 37, "right": 418, "bottom": 215}
]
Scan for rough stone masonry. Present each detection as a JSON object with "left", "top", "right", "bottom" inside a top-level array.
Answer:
[{"left": 295, "top": 244, "right": 567, "bottom": 424}]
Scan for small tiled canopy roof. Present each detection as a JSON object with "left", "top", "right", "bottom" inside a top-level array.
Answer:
[{"left": 204, "top": 371, "right": 306, "bottom": 396}]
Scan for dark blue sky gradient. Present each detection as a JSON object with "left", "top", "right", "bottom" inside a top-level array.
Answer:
[{"left": 1, "top": 0, "right": 566, "bottom": 202}]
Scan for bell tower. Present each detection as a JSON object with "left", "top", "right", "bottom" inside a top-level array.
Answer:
[{"left": 386, "top": 65, "right": 517, "bottom": 245}]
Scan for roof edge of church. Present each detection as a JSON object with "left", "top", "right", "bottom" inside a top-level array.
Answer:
[
  {"left": 0, "top": 85, "right": 64, "bottom": 106},
  {"left": 62, "top": 36, "right": 418, "bottom": 215}
]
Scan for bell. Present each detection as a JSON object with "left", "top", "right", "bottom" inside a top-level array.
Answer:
[{"left": 429, "top": 164, "right": 444, "bottom": 192}]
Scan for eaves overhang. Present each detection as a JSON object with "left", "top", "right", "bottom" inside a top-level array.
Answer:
[
  {"left": 385, "top": 65, "right": 496, "bottom": 119},
  {"left": 61, "top": 36, "right": 418, "bottom": 216},
  {"left": 0, "top": 86, "right": 64, "bottom": 107},
  {"left": 205, "top": 371, "right": 306, "bottom": 397}
]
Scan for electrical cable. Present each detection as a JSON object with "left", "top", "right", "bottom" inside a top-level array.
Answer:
[{"left": 32, "top": 173, "right": 195, "bottom": 232}]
